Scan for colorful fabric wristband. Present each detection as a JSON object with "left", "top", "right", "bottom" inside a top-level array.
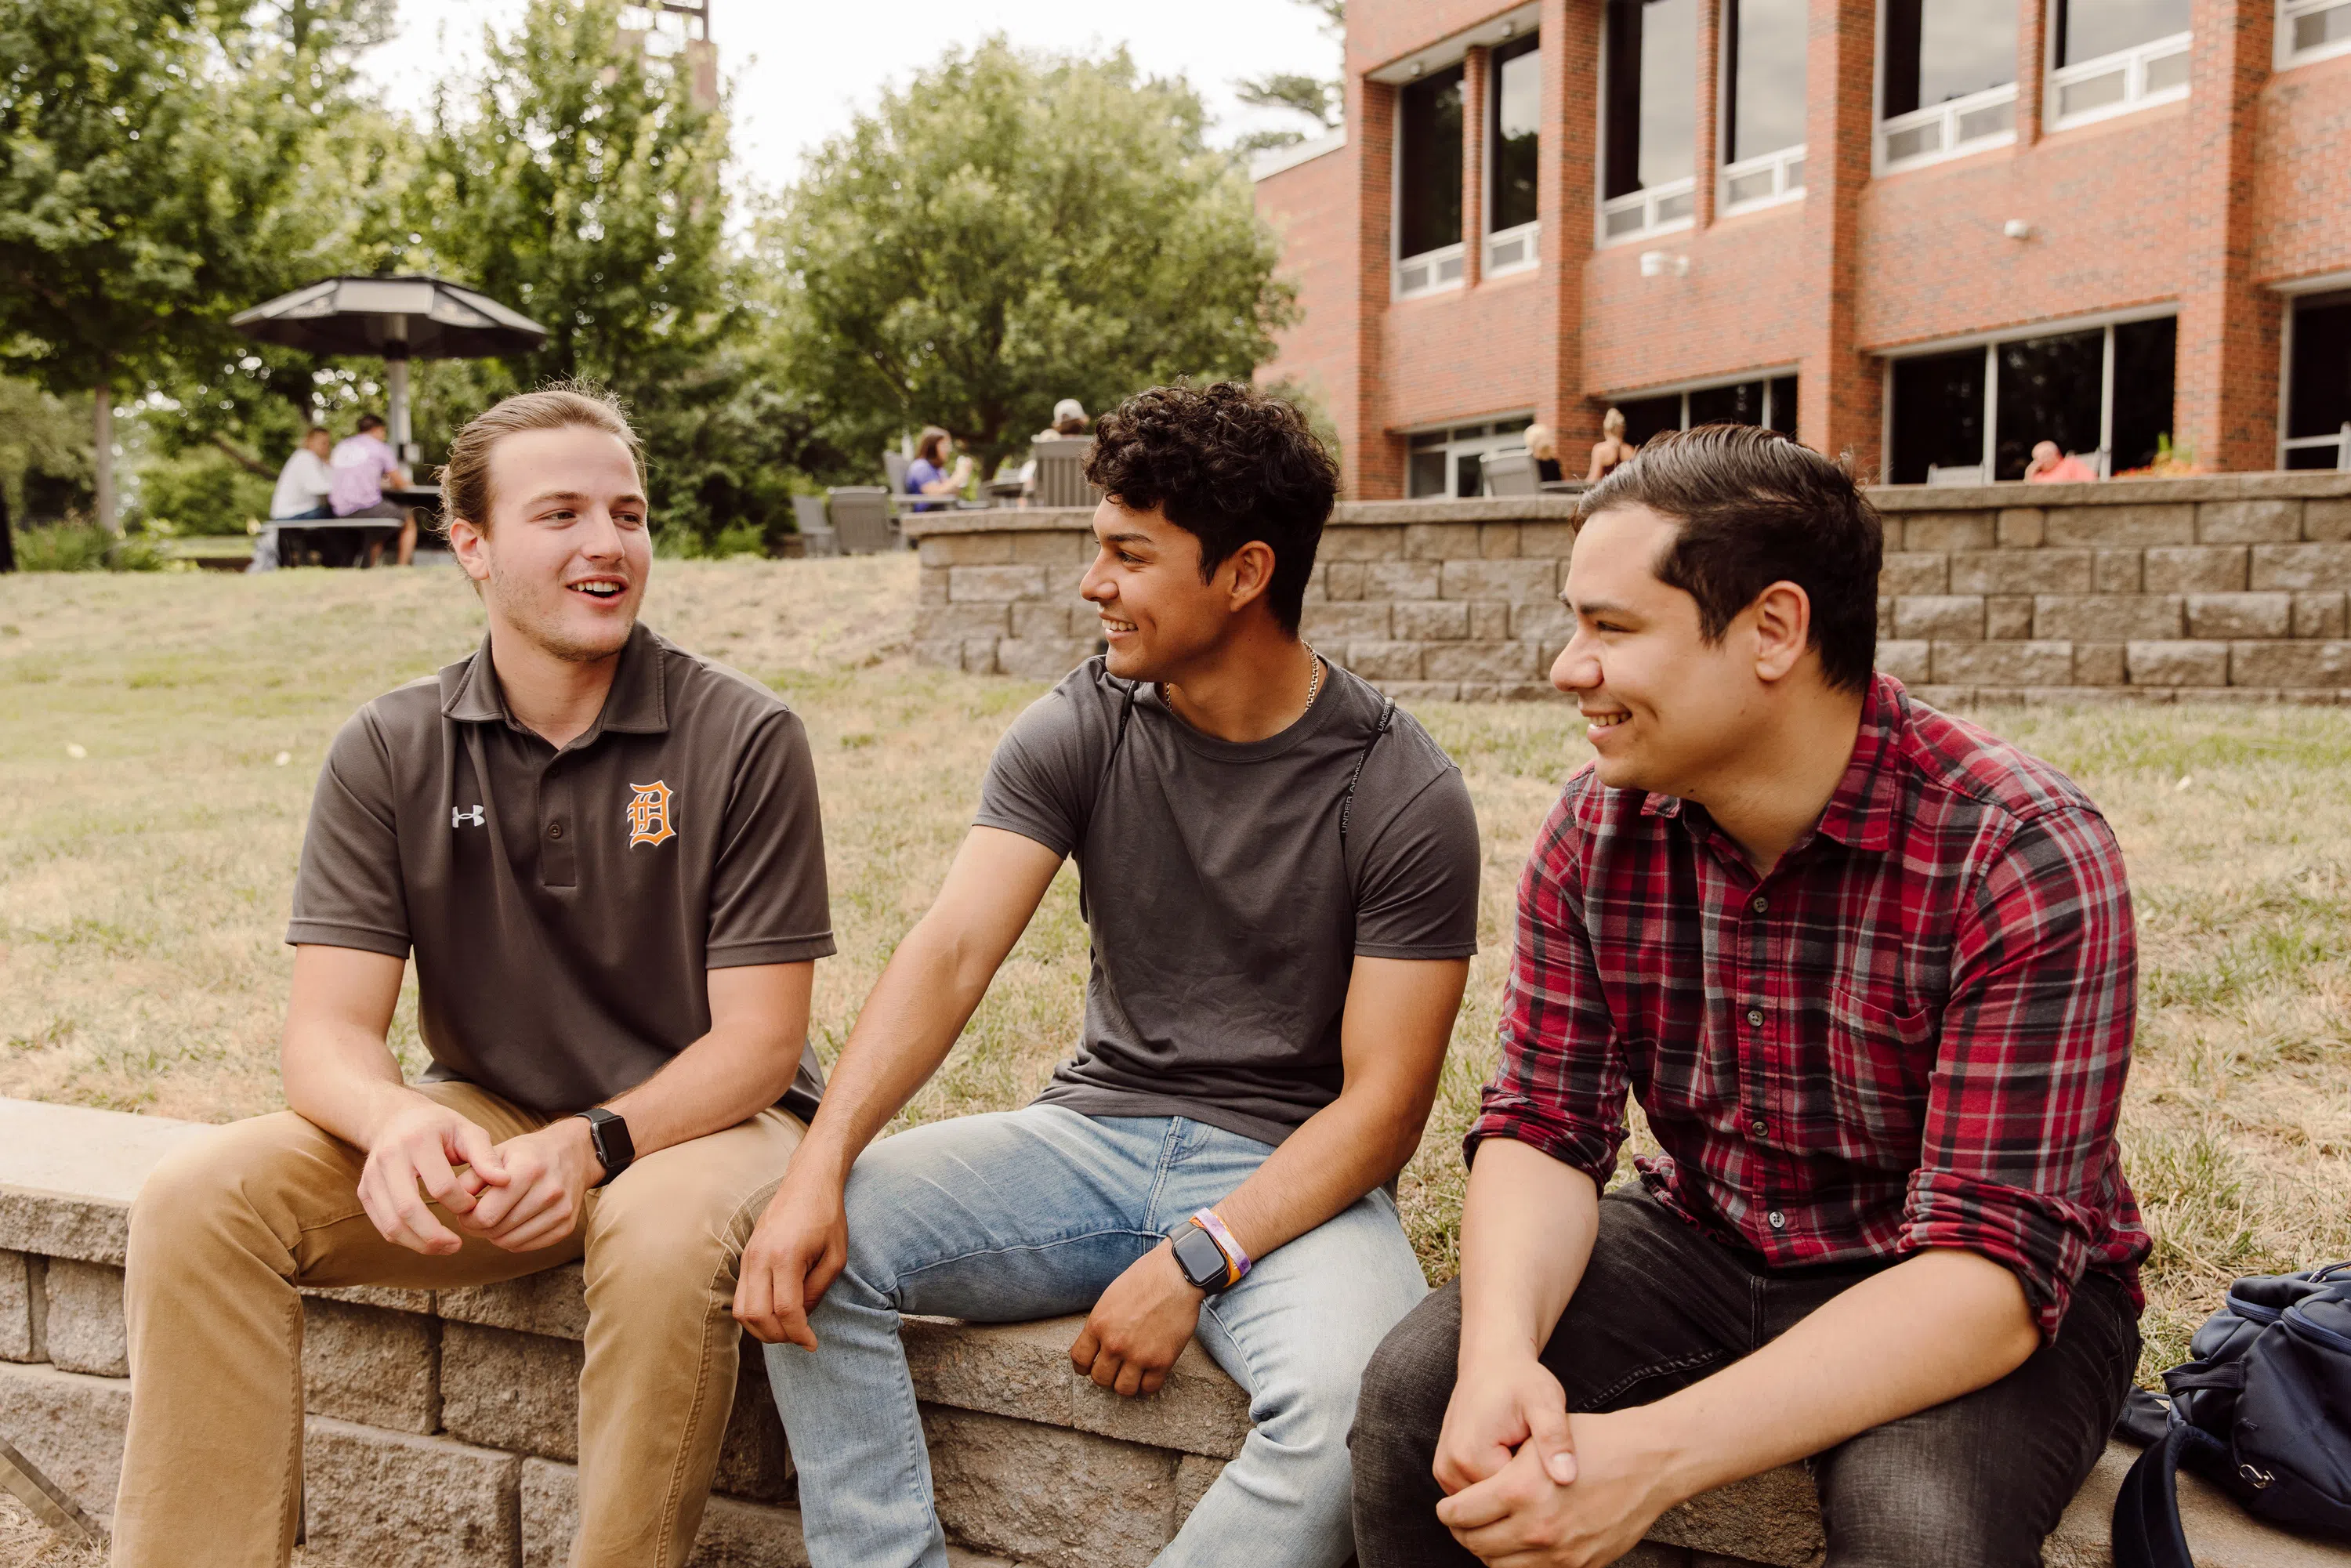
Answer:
[{"left": 1189, "top": 1208, "right": 1251, "bottom": 1287}]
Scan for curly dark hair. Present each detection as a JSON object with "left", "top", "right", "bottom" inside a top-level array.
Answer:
[
  {"left": 1578, "top": 424, "right": 1883, "bottom": 692},
  {"left": 1084, "top": 382, "right": 1340, "bottom": 636}
]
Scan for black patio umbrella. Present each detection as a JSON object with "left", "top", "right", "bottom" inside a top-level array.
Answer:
[{"left": 229, "top": 275, "right": 548, "bottom": 462}]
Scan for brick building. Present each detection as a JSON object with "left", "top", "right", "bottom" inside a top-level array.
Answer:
[{"left": 1252, "top": 0, "right": 2351, "bottom": 498}]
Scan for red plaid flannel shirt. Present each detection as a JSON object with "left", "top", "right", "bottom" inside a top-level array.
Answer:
[{"left": 1470, "top": 675, "right": 2150, "bottom": 1339}]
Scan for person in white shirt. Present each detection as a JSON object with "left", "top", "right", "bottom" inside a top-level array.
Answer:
[{"left": 270, "top": 428, "right": 336, "bottom": 520}]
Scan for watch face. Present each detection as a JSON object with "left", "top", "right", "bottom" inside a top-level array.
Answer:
[{"left": 1171, "top": 1225, "right": 1227, "bottom": 1289}]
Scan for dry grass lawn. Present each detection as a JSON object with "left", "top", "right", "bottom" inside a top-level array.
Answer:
[{"left": 2, "top": 556, "right": 2346, "bottom": 1408}]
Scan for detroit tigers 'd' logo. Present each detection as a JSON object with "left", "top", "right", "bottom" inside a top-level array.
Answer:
[{"left": 625, "top": 780, "right": 676, "bottom": 848}]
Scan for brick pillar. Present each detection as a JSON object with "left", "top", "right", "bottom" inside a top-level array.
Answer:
[
  {"left": 2015, "top": 0, "right": 2046, "bottom": 146},
  {"left": 1696, "top": 0, "right": 1722, "bottom": 228},
  {"left": 1351, "top": 75, "right": 1404, "bottom": 498},
  {"left": 1795, "top": 0, "right": 1881, "bottom": 473},
  {"left": 1464, "top": 45, "right": 1491, "bottom": 289},
  {"left": 2175, "top": 0, "right": 2278, "bottom": 473},
  {"left": 1538, "top": 0, "right": 1603, "bottom": 450}
]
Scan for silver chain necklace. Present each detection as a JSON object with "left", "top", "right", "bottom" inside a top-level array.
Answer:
[{"left": 1161, "top": 645, "right": 1322, "bottom": 716}]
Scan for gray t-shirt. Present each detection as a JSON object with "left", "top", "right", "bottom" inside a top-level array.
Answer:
[{"left": 976, "top": 656, "right": 1481, "bottom": 1146}]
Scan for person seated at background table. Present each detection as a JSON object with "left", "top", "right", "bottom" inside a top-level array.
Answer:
[
  {"left": 111, "top": 385, "right": 835, "bottom": 1568},
  {"left": 1349, "top": 424, "right": 2149, "bottom": 1568},
  {"left": 2024, "top": 440, "right": 2099, "bottom": 483},
  {"left": 1585, "top": 407, "right": 1636, "bottom": 483},
  {"left": 736, "top": 381, "right": 1483, "bottom": 1568},
  {"left": 329, "top": 412, "right": 418, "bottom": 567},
  {"left": 251, "top": 426, "right": 337, "bottom": 572},
  {"left": 1019, "top": 397, "right": 1093, "bottom": 502},
  {"left": 904, "top": 425, "right": 972, "bottom": 512},
  {"left": 1523, "top": 424, "right": 1563, "bottom": 484}
]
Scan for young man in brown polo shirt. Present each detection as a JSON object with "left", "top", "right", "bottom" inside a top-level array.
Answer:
[{"left": 112, "top": 387, "right": 834, "bottom": 1568}]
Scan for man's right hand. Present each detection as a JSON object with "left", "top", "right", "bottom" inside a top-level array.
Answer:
[
  {"left": 733, "top": 1165, "right": 848, "bottom": 1350},
  {"left": 1435, "top": 1349, "right": 1581, "bottom": 1497},
  {"left": 357, "top": 1096, "right": 510, "bottom": 1255}
]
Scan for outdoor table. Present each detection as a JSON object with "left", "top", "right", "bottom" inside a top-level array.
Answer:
[{"left": 274, "top": 485, "right": 438, "bottom": 568}]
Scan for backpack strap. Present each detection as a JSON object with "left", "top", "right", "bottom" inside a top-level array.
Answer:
[{"left": 2112, "top": 1423, "right": 2203, "bottom": 1568}]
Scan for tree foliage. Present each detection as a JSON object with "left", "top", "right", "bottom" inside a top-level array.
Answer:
[
  {"left": 1233, "top": 0, "right": 1346, "bottom": 155},
  {"left": 771, "top": 40, "right": 1297, "bottom": 476}
]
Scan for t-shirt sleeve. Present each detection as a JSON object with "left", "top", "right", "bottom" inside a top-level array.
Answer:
[
  {"left": 707, "top": 709, "right": 836, "bottom": 968},
  {"left": 1352, "top": 764, "right": 1481, "bottom": 960},
  {"left": 286, "top": 709, "right": 411, "bottom": 957},
  {"left": 971, "top": 683, "right": 1102, "bottom": 860}
]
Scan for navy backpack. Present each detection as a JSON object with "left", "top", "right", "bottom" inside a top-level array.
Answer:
[{"left": 2113, "top": 1262, "right": 2351, "bottom": 1566}]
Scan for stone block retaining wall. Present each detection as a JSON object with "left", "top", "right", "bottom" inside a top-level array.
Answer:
[
  {"left": 0, "top": 1096, "right": 2333, "bottom": 1567},
  {"left": 908, "top": 475, "right": 2351, "bottom": 707}
]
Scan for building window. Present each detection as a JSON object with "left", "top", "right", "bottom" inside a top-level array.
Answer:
[
  {"left": 1878, "top": 0, "right": 2017, "bottom": 170},
  {"left": 1600, "top": 0, "right": 1698, "bottom": 244},
  {"left": 2282, "top": 0, "right": 2351, "bottom": 64},
  {"left": 1720, "top": 0, "right": 1807, "bottom": 213},
  {"left": 2047, "top": 0, "right": 2191, "bottom": 128},
  {"left": 1487, "top": 36, "right": 1543, "bottom": 276},
  {"left": 1407, "top": 418, "right": 1537, "bottom": 498},
  {"left": 2282, "top": 293, "right": 2351, "bottom": 470},
  {"left": 1610, "top": 375, "right": 1800, "bottom": 447},
  {"left": 1885, "top": 316, "right": 2177, "bottom": 483},
  {"left": 1396, "top": 66, "right": 1465, "bottom": 299}
]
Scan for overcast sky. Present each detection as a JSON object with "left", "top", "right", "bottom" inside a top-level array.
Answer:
[{"left": 357, "top": 1, "right": 1344, "bottom": 197}]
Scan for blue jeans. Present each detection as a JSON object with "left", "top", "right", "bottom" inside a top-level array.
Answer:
[{"left": 764, "top": 1105, "right": 1429, "bottom": 1568}]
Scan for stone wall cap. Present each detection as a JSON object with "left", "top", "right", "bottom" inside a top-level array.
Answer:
[
  {"left": 1870, "top": 473, "right": 2351, "bottom": 511},
  {"left": 0, "top": 1099, "right": 200, "bottom": 1207}
]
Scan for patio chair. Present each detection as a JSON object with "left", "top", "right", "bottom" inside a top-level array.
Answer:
[
  {"left": 1925, "top": 462, "right": 1987, "bottom": 486},
  {"left": 1482, "top": 451, "right": 1540, "bottom": 496},
  {"left": 826, "top": 487, "right": 900, "bottom": 555},
  {"left": 1031, "top": 436, "right": 1100, "bottom": 509},
  {"left": 791, "top": 494, "right": 839, "bottom": 558}
]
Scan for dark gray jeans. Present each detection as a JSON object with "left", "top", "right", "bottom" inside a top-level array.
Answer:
[{"left": 1349, "top": 1187, "right": 2140, "bottom": 1568}]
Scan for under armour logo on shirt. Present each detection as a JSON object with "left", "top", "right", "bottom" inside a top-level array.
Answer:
[{"left": 452, "top": 805, "right": 486, "bottom": 828}]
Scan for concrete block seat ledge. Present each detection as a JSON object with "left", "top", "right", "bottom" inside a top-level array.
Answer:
[
  {"left": 905, "top": 474, "right": 2351, "bottom": 708},
  {"left": 0, "top": 1100, "right": 2339, "bottom": 1567}
]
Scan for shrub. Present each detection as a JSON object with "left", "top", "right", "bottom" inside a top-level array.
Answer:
[{"left": 13, "top": 522, "right": 173, "bottom": 572}]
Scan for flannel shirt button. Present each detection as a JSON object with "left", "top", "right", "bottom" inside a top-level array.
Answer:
[
  {"left": 1751, "top": 896, "right": 1767, "bottom": 913},
  {"left": 1746, "top": 1008, "right": 1764, "bottom": 1028},
  {"left": 1767, "top": 1210, "right": 1787, "bottom": 1230},
  {"left": 1750, "top": 1117, "right": 1768, "bottom": 1137}
]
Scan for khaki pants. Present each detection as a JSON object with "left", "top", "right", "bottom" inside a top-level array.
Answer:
[{"left": 110, "top": 1081, "right": 802, "bottom": 1568}]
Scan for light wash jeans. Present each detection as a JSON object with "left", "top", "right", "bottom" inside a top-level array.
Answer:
[{"left": 764, "top": 1104, "right": 1429, "bottom": 1568}]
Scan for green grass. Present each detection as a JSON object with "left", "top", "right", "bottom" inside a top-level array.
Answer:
[{"left": 2, "top": 559, "right": 2347, "bottom": 1384}]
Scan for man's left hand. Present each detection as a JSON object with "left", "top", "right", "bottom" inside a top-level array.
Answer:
[
  {"left": 1435, "top": 1410, "right": 1676, "bottom": 1567},
  {"left": 463, "top": 1117, "right": 603, "bottom": 1251},
  {"left": 1068, "top": 1242, "right": 1206, "bottom": 1398}
]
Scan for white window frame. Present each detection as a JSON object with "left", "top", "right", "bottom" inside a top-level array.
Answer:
[
  {"left": 1599, "top": 177, "right": 1697, "bottom": 245},
  {"left": 2045, "top": 28, "right": 2193, "bottom": 130},
  {"left": 1484, "top": 219, "right": 1542, "bottom": 277},
  {"left": 1876, "top": 82, "right": 2018, "bottom": 173},
  {"left": 2279, "top": 0, "right": 2351, "bottom": 66},
  {"left": 1876, "top": 306, "right": 2180, "bottom": 483},
  {"left": 1718, "top": 143, "right": 1806, "bottom": 214},
  {"left": 1404, "top": 415, "right": 1539, "bottom": 499},
  {"left": 1394, "top": 242, "right": 1468, "bottom": 300},
  {"left": 2277, "top": 287, "right": 2351, "bottom": 470}
]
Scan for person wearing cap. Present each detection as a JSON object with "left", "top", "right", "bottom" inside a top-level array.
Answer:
[
  {"left": 1019, "top": 397, "right": 1093, "bottom": 502},
  {"left": 113, "top": 386, "right": 835, "bottom": 1568}
]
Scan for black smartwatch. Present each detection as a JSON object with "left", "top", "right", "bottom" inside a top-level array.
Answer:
[
  {"left": 574, "top": 1107, "right": 634, "bottom": 1187},
  {"left": 1169, "top": 1221, "right": 1233, "bottom": 1295}
]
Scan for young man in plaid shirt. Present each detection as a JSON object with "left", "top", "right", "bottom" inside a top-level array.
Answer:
[{"left": 1352, "top": 425, "right": 2150, "bottom": 1568}]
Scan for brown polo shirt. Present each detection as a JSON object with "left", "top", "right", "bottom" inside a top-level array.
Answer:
[{"left": 288, "top": 622, "right": 834, "bottom": 1118}]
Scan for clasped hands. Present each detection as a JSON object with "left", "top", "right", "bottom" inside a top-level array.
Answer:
[
  {"left": 1433, "top": 1353, "right": 1678, "bottom": 1568},
  {"left": 358, "top": 1097, "right": 600, "bottom": 1255}
]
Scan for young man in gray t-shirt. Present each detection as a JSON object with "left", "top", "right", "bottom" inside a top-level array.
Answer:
[{"left": 737, "top": 383, "right": 1482, "bottom": 1568}]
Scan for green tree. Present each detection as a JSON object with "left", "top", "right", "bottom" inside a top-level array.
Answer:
[
  {"left": 771, "top": 40, "right": 1296, "bottom": 477},
  {"left": 0, "top": 0, "right": 409, "bottom": 531},
  {"left": 1233, "top": 0, "right": 1346, "bottom": 156}
]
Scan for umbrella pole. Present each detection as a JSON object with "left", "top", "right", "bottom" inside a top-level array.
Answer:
[{"left": 385, "top": 354, "right": 413, "bottom": 465}]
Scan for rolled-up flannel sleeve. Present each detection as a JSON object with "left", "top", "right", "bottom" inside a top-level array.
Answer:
[
  {"left": 1465, "top": 790, "right": 1630, "bottom": 1189},
  {"left": 1905, "top": 807, "right": 2137, "bottom": 1341}
]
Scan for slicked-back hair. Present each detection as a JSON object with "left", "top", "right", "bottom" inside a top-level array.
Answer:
[
  {"left": 1578, "top": 424, "right": 1883, "bottom": 692},
  {"left": 1085, "top": 382, "right": 1340, "bottom": 636},
  {"left": 437, "top": 382, "right": 643, "bottom": 538}
]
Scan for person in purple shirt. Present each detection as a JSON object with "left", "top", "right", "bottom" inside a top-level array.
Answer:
[
  {"left": 328, "top": 413, "right": 418, "bottom": 566},
  {"left": 903, "top": 425, "right": 972, "bottom": 512}
]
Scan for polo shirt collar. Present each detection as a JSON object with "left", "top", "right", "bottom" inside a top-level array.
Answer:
[
  {"left": 438, "top": 621, "right": 671, "bottom": 739},
  {"left": 1638, "top": 672, "right": 1907, "bottom": 855}
]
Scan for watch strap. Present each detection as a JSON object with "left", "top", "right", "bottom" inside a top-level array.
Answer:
[
  {"left": 574, "top": 1107, "right": 634, "bottom": 1187},
  {"left": 1189, "top": 1208, "right": 1250, "bottom": 1287}
]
